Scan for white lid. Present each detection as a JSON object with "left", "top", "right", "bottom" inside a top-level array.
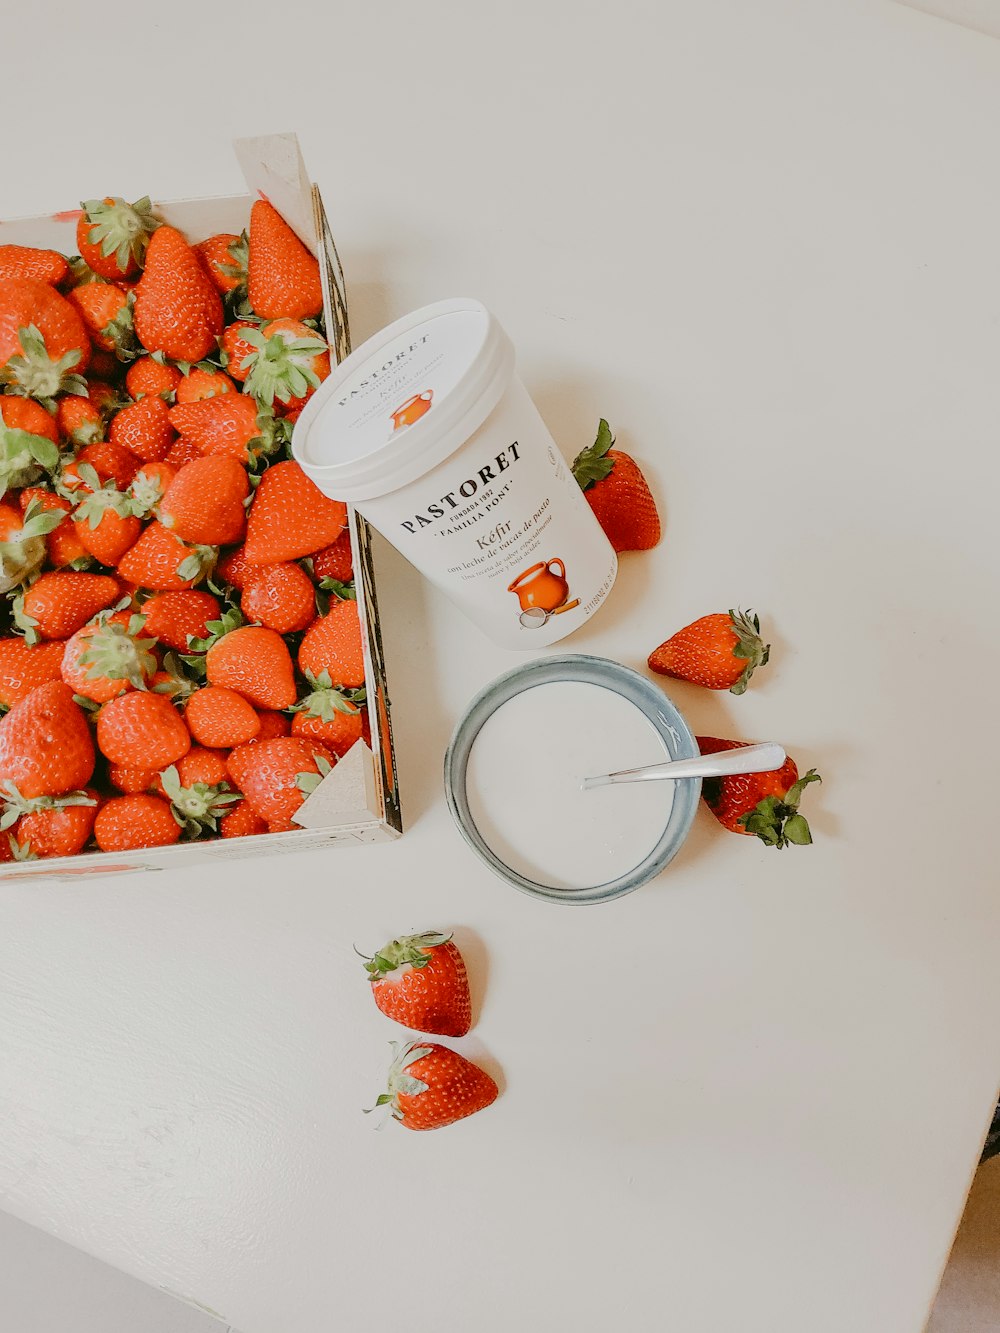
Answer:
[{"left": 292, "top": 298, "right": 515, "bottom": 502}]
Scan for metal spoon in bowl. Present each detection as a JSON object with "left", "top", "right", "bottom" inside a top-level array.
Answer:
[{"left": 582, "top": 742, "right": 786, "bottom": 791}]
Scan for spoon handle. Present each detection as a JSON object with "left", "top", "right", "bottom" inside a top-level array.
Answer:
[{"left": 583, "top": 742, "right": 787, "bottom": 789}]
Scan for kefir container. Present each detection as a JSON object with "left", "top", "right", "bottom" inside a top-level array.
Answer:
[{"left": 293, "top": 298, "right": 618, "bottom": 649}]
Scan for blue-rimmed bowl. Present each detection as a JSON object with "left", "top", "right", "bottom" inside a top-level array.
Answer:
[{"left": 443, "top": 654, "right": 700, "bottom": 905}]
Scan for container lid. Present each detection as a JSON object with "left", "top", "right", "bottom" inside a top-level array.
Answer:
[{"left": 292, "top": 298, "right": 515, "bottom": 502}]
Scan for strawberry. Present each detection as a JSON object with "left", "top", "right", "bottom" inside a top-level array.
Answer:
[
  {"left": 10, "top": 790, "right": 99, "bottom": 859},
  {"left": 247, "top": 199, "right": 322, "bottom": 321},
  {"left": 164, "top": 436, "right": 202, "bottom": 470},
  {"left": 254, "top": 709, "right": 290, "bottom": 741},
  {"left": 225, "top": 710, "right": 291, "bottom": 791},
  {"left": 166, "top": 746, "right": 230, "bottom": 790},
  {"left": 127, "top": 460, "right": 178, "bottom": 516},
  {"left": 61, "top": 441, "right": 141, "bottom": 492},
  {"left": 157, "top": 759, "right": 240, "bottom": 836},
  {"left": 125, "top": 355, "right": 182, "bottom": 402},
  {"left": 0, "top": 499, "right": 64, "bottom": 590},
  {"left": 238, "top": 735, "right": 334, "bottom": 823},
  {"left": 15, "top": 570, "right": 119, "bottom": 641},
  {"left": 220, "top": 320, "right": 259, "bottom": 382},
  {"left": 298, "top": 600, "right": 366, "bottom": 688},
  {"left": 696, "top": 737, "right": 822, "bottom": 847},
  {"left": 66, "top": 281, "right": 136, "bottom": 358},
  {"left": 56, "top": 395, "right": 104, "bottom": 447},
  {"left": 61, "top": 609, "right": 157, "bottom": 703},
  {"left": 168, "top": 394, "right": 261, "bottom": 462},
  {"left": 0, "top": 395, "right": 59, "bottom": 444},
  {"left": 0, "top": 281, "right": 90, "bottom": 403},
  {"left": 93, "top": 793, "right": 181, "bottom": 851},
  {"left": 0, "top": 681, "right": 95, "bottom": 798},
  {"left": 76, "top": 196, "right": 159, "bottom": 279},
  {"left": 242, "top": 560, "right": 314, "bottom": 634},
  {"left": 17, "top": 489, "right": 87, "bottom": 567},
  {"left": 0, "top": 404, "right": 61, "bottom": 499},
  {"left": 362, "top": 931, "right": 472, "bottom": 1037},
  {"left": 71, "top": 468, "right": 142, "bottom": 564},
  {"left": 116, "top": 521, "right": 216, "bottom": 591},
  {"left": 0, "top": 637, "right": 66, "bottom": 709},
  {"left": 184, "top": 685, "right": 261, "bottom": 748},
  {"left": 195, "top": 232, "right": 247, "bottom": 296},
  {"left": 241, "top": 318, "right": 330, "bottom": 409},
  {"left": 159, "top": 456, "right": 249, "bottom": 545},
  {"left": 133, "top": 225, "right": 223, "bottom": 362},
  {"left": 107, "top": 763, "right": 157, "bottom": 794},
  {"left": 290, "top": 670, "right": 365, "bottom": 757},
  {"left": 97, "top": 691, "right": 190, "bottom": 768},
  {"left": 206, "top": 624, "right": 296, "bottom": 709},
  {"left": 0, "top": 245, "right": 69, "bottom": 287},
  {"left": 370, "top": 1040, "right": 498, "bottom": 1131},
  {"left": 215, "top": 543, "right": 261, "bottom": 591},
  {"left": 571, "top": 419, "right": 660, "bottom": 553},
  {"left": 310, "top": 529, "right": 353, "bottom": 583},
  {"left": 648, "top": 608, "right": 770, "bottom": 695},
  {"left": 140, "top": 589, "right": 218, "bottom": 651},
  {"left": 87, "top": 380, "right": 129, "bottom": 417},
  {"left": 219, "top": 799, "right": 267, "bottom": 839},
  {"left": 174, "top": 366, "right": 236, "bottom": 404},
  {"left": 109, "top": 394, "right": 176, "bottom": 461},
  {"left": 244, "top": 461, "right": 346, "bottom": 562}
]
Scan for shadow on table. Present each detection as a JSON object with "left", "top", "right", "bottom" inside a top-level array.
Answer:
[{"left": 927, "top": 1157, "right": 1000, "bottom": 1332}]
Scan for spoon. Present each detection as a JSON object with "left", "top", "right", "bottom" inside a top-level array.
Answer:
[
  {"left": 518, "top": 599, "right": 580, "bottom": 629},
  {"left": 582, "top": 742, "right": 786, "bottom": 790}
]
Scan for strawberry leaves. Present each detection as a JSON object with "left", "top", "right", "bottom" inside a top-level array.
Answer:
[
  {"left": 727, "top": 607, "right": 770, "bottom": 696},
  {"left": 571, "top": 418, "right": 616, "bottom": 491},
  {"left": 738, "top": 769, "right": 822, "bottom": 848}
]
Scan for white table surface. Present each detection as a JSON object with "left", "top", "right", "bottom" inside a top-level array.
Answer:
[{"left": 2, "top": 2, "right": 999, "bottom": 1330}]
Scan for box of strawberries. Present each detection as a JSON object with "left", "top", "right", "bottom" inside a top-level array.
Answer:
[{"left": 0, "top": 133, "right": 401, "bottom": 880}]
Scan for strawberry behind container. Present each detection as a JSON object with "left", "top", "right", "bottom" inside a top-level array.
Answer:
[{"left": 0, "top": 133, "right": 401, "bottom": 883}]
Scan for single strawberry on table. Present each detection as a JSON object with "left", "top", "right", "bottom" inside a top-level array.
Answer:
[
  {"left": 247, "top": 198, "right": 322, "bottom": 321},
  {"left": 368, "top": 1039, "right": 498, "bottom": 1131},
  {"left": 571, "top": 418, "right": 660, "bottom": 553},
  {"left": 362, "top": 931, "right": 472, "bottom": 1037},
  {"left": 696, "top": 736, "right": 821, "bottom": 848},
  {"left": 76, "top": 196, "right": 160, "bottom": 280},
  {"left": 648, "top": 608, "right": 770, "bottom": 695}
]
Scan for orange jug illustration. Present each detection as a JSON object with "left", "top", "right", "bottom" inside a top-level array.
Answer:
[
  {"left": 391, "top": 390, "right": 433, "bottom": 431},
  {"left": 507, "top": 558, "right": 570, "bottom": 613}
]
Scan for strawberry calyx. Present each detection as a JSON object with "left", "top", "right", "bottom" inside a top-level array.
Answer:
[
  {"left": 365, "top": 1039, "right": 433, "bottom": 1123},
  {"left": 6, "top": 833, "right": 37, "bottom": 861},
  {"left": 220, "top": 231, "right": 251, "bottom": 317},
  {"left": 101, "top": 291, "right": 139, "bottom": 363},
  {"left": 0, "top": 324, "right": 88, "bottom": 408},
  {"left": 0, "top": 412, "right": 62, "bottom": 499},
  {"left": 76, "top": 609, "right": 157, "bottom": 692},
  {"left": 158, "top": 764, "right": 241, "bottom": 837},
  {"left": 726, "top": 607, "right": 771, "bottom": 696},
  {"left": 293, "top": 754, "right": 334, "bottom": 797},
  {"left": 181, "top": 605, "right": 244, "bottom": 675},
  {"left": 241, "top": 324, "right": 328, "bottom": 406},
  {"left": 359, "top": 930, "right": 451, "bottom": 981},
  {"left": 291, "top": 670, "right": 366, "bottom": 722},
  {"left": 1, "top": 500, "right": 65, "bottom": 598},
  {"left": 151, "top": 651, "right": 200, "bottom": 700},
  {"left": 735, "top": 769, "right": 822, "bottom": 848},
  {"left": 571, "top": 418, "right": 616, "bottom": 491},
  {"left": 79, "top": 195, "right": 160, "bottom": 274},
  {"left": 176, "top": 540, "right": 218, "bottom": 584},
  {"left": 0, "top": 781, "right": 97, "bottom": 831},
  {"left": 127, "top": 466, "right": 169, "bottom": 517},
  {"left": 72, "top": 465, "right": 140, "bottom": 527}
]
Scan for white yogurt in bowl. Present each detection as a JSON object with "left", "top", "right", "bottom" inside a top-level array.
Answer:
[{"left": 445, "top": 656, "right": 700, "bottom": 905}]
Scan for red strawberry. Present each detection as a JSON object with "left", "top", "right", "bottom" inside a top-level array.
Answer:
[
  {"left": 696, "top": 737, "right": 821, "bottom": 847},
  {"left": 116, "top": 521, "right": 216, "bottom": 591},
  {"left": 290, "top": 670, "right": 365, "bottom": 757},
  {"left": 164, "top": 436, "right": 202, "bottom": 470},
  {"left": 109, "top": 395, "right": 176, "bottom": 461},
  {"left": 247, "top": 199, "right": 322, "bottom": 321},
  {"left": 140, "top": 589, "right": 219, "bottom": 651},
  {"left": 225, "top": 709, "right": 291, "bottom": 791},
  {"left": 370, "top": 1040, "right": 498, "bottom": 1131},
  {"left": 571, "top": 419, "right": 660, "bottom": 553},
  {"left": 107, "top": 763, "right": 157, "bottom": 794},
  {"left": 362, "top": 931, "right": 471, "bottom": 1037},
  {"left": 15, "top": 570, "right": 119, "bottom": 641},
  {"left": 125, "top": 355, "right": 182, "bottom": 402},
  {"left": 159, "top": 456, "right": 249, "bottom": 545},
  {"left": 76, "top": 196, "right": 159, "bottom": 279},
  {"left": 195, "top": 231, "right": 247, "bottom": 296},
  {"left": 648, "top": 609, "right": 770, "bottom": 695},
  {"left": 167, "top": 747, "right": 230, "bottom": 790},
  {"left": 241, "top": 318, "right": 330, "bottom": 409},
  {"left": 215, "top": 543, "right": 261, "bottom": 591},
  {"left": 0, "top": 278, "right": 91, "bottom": 400},
  {"left": 254, "top": 709, "right": 290, "bottom": 741},
  {"left": 0, "top": 245, "right": 68, "bottom": 287},
  {"left": 184, "top": 685, "right": 261, "bottom": 748},
  {"left": 72, "top": 473, "right": 142, "bottom": 565},
  {"left": 174, "top": 366, "right": 235, "bottom": 404},
  {"left": 0, "top": 499, "right": 65, "bottom": 589},
  {"left": 169, "top": 394, "right": 262, "bottom": 462},
  {"left": 97, "top": 691, "right": 190, "bottom": 768},
  {"left": 156, "top": 758, "right": 240, "bottom": 836},
  {"left": 61, "top": 441, "right": 141, "bottom": 492},
  {"left": 219, "top": 799, "right": 268, "bottom": 839},
  {"left": 133, "top": 225, "right": 223, "bottom": 362},
  {"left": 238, "top": 735, "right": 334, "bottom": 823},
  {"left": 298, "top": 600, "right": 365, "bottom": 689},
  {"left": 220, "top": 320, "right": 259, "bottom": 382},
  {"left": 0, "top": 395, "right": 59, "bottom": 444},
  {"left": 56, "top": 395, "right": 104, "bottom": 447},
  {"left": 244, "top": 460, "right": 346, "bottom": 562},
  {"left": 93, "top": 793, "right": 181, "bottom": 851},
  {"left": 0, "top": 637, "right": 67, "bottom": 709},
  {"left": 65, "top": 281, "right": 135, "bottom": 357},
  {"left": 61, "top": 609, "right": 157, "bottom": 703},
  {"left": 127, "top": 460, "right": 178, "bottom": 516},
  {"left": 206, "top": 624, "right": 296, "bottom": 709},
  {"left": 0, "top": 681, "right": 95, "bottom": 798},
  {"left": 311, "top": 529, "right": 353, "bottom": 583},
  {"left": 242, "top": 560, "right": 314, "bottom": 634},
  {"left": 12, "top": 790, "right": 99, "bottom": 859}
]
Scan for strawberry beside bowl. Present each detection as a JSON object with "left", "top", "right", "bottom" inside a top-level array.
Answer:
[{"left": 444, "top": 654, "right": 700, "bottom": 905}]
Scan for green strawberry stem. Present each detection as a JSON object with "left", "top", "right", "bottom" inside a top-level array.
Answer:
[
  {"left": 0, "top": 782, "right": 96, "bottom": 831},
  {"left": 359, "top": 930, "right": 452, "bottom": 980},
  {"left": 738, "top": 769, "right": 821, "bottom": 848},
  {"left": 291, "top": 670, "right": 365, "bottom": 721},
  {"left": 364, "top": 1040, "right": 433, "bottom": 1123},
  {"left": 571, "top": 418, "right": 615, "bottom": 491},
  {"left": 80, "top": 195, "right": 160, "bottom": 273},
  {"left": 159, "top": 765, "right": 241, "bottom": 838},
  {"left": 241, "top": 325, "right": 328, "bottom": 407},
  {"left": 0, "top": 324, "right": 88, "bottom": 407},
  {"left": 727, "top": 607, "right": 771, "bottom": 696},
  {"left": 77, "top": 611, "right": 157, "bottom": 691}
]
